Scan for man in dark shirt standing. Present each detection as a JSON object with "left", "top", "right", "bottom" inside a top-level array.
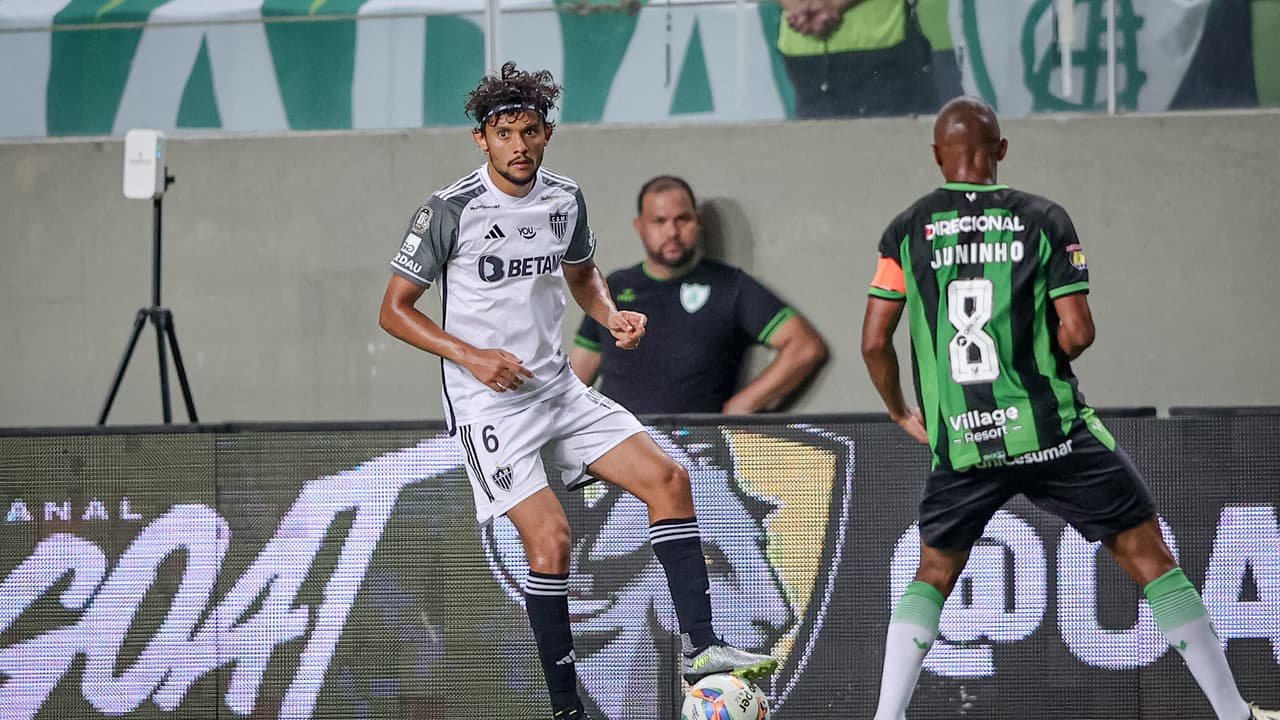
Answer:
[{"left": 570, "top": 175, "right": 827, "bottom": 414}]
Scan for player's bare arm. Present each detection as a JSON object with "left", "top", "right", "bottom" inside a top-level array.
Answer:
[
  {"left": 563, "top": 259, "right": 647, "bottom": 350},
  {"left": 861, "top": 296, "right": 928, "bottom": 444},
  {"left": 379, "top": 274, "right": 532, "bottom": 392},
  {"left": 1053, "top": 293, "right": 1095, "bottom": 360},
  {"left": 723, "top": 314, "right": 828, "bottom": 414}
]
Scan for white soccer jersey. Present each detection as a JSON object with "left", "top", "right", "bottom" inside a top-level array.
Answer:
[{"left": 389, "top": 165, "right": 597, "bottom": 429}]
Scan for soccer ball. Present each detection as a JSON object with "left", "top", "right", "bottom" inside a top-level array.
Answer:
[{"left": 680, "top": 673, "right": 769, "bottom": 720}]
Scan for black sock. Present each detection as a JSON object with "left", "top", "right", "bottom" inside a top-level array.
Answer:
[
  {"left": 649, "top": 517, "right": 717, "bottom": 651},
  {"left": 524, "top": 571, "right": 581, "bottom": 712}
]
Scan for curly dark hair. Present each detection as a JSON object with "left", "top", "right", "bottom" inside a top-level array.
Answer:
[{"left": 464, "top": 61, "right": 562, "bottom": 131}]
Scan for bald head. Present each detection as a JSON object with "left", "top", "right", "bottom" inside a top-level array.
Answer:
[
  {"left": 932, "top": 96, "right": 1007, "bottom": 184},
  {"left": 934, "top": 96, "right": 1001, "bottom": 146}
]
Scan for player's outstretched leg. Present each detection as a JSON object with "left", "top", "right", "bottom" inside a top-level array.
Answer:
[
  {"left": 589, "top": 433, "right": 778, "bottom": 685},
  {"left": 1109, "top": 519, "right": 1254, "bottom": 720},
  {"left": 651, "top": 516, "right": 778, "bottom": 685},
  {"left": 1127, "top": 562, "right": 1278, "bottom": 720},
  {"left": 1143, "top": 567, "right": 1253, "bottom": 720}
]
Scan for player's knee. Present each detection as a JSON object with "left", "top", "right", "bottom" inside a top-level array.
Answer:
[
  {"left": 524, "top": 523, "right": 572, "bottom": 574},
  {"left": 655, "top": 459, "right": 691, "bottom": 496}
]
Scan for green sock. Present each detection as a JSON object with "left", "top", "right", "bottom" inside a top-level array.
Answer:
[
  {"left": 874, "top": 581, "right": 944, "bottom": 720},
  {"left": 1145, "top": 568, "right": 1248, "bottom": 720}
]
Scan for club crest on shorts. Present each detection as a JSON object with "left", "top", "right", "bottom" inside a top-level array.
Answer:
[
  {"left": 491, "top": 465, "right": 513, "bottom": 491},
  {"left": 411, "top": 205, "right": 433, "bottom": 234},
  {"left": 680, "top": 283, "right": 711, "bottom": 314},
  {"left": 549, "top": 208, "right": 568, "bottom": 240}
]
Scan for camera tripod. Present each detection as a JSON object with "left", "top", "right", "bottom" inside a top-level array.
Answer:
[{"left": 98, "top": 170, "right": 198, "bottom": 425}]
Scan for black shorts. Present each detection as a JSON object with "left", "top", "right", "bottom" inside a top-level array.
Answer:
[{"left": 919, "top": 428, "right": 1157, "bottom": 551}]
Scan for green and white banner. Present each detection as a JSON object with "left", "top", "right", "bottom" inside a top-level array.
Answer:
[
  {"left": 0, "top": 0, "right": 1214, "bottom": 137},
  {"left": 951, "top": 0, "right": 1209, "bottom": 116}
]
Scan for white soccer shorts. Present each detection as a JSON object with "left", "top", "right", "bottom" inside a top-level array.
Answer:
[{"left": 453, "top": 380, "right": 645, "bottom": 525}]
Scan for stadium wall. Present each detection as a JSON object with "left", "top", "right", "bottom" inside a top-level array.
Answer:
[
  {"left": 2, "top": 112, "right": 1279, "bottom": 426},
  {"left": 0, "top": 414, "right": 1277, "bottom": 719}
]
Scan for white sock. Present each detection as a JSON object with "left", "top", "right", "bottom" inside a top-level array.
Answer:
[
  {"left": 1146, "top": 568, "right": 1249, "bottom": 720},
  {"left": 874, "top": 581, "right": 944, "bottom": 720}
]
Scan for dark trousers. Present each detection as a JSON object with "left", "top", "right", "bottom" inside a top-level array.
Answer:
[{"left": 782, "top": 39, "right": 940, "bottom": 119}]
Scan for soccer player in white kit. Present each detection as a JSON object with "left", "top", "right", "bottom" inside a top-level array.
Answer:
[{"left": 378, "top": 62, "right": 777, "bottom": 720}]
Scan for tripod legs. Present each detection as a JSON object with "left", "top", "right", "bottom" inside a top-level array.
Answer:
[
  {"left": 162, "top": 310, "right": 198, "bottom": 423},
  {"left": 98, "top": 307, "right": 198, "bottom": 425},
  {"left": 153, "top": 307, "right": 172, "bottom": 424},
  {"left": 99, "top": 309, "right": 149, "bottom": 425}
]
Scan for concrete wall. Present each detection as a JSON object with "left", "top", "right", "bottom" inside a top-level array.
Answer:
[{"left": 3, "top": 112, "right": 1279, "bottom": 427}]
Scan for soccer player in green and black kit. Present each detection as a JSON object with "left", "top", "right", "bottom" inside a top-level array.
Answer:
[{"left": 861, "top": 96, "right": 1278, "bottom": 720}]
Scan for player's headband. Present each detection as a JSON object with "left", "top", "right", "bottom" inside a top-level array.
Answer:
[{"left": 479, "top": 102, "right": 546, "bottom": 126}]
